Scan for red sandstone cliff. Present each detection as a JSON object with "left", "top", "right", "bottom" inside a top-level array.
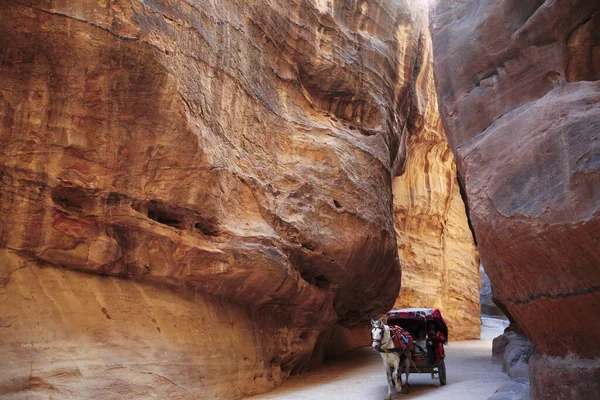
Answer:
[{"left": 430, "top": 1, "right": 600, "bottom": 398}]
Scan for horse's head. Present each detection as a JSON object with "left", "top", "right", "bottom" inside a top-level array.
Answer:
[{"left": 371, "top": 320, "right": 385, "bottom": 349}]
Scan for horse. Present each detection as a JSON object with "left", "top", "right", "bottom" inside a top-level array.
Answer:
[{"left": 371, "top": 319, "right": 413, "bottom": 398}]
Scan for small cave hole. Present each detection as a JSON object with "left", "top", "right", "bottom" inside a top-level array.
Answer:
[
  {"left": 52, "top": 194, "right": 80, "bottom": 212},
  {"left": 299, "top": 331, "right": 309, "bottom": 340},
  {"left": 147, "top": 204, "right": 184, "bottom": 228},
  {"left": 194, "top": 217, "right": 219, "bottom": 236},
  {"left": 333, "top": 199, "right": 342, "bottom": 208},
  {"left": 314, "top": 275, "right": 330, "bottom": 290},
  {"left": 148, "top": 211, "right": 182, "bottom": 227},
  {"left": 300, "top": 241, "right": 315, "bottom": 251},
  {"left": 106, "top": 192, "right": 124, "bottom": 206},
  {"left": 300, "top": 271, "right": 331, "bottom": 290},
  {"left": 280, "top": 354, "right": 296, "bottom": 374},
  {"left": 51, "top": 185, "right": 97, "bottom": 214}
]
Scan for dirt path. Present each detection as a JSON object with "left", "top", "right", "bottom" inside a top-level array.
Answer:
[{"left": 247, "top": 320, "right": 509, "bottom": 400}]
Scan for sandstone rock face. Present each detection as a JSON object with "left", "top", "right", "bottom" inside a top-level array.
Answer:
[
  {"left": 430, "top": 0, "right": 600, "bottom": 398},
  {"left": 529, "top": 355, "right": 600, "bottom": 400},
  {"left": 0, "top": 249, "right": 312, "bottom": 399},
  {"left": 0, "top": 0, "right": 441, "bottom": 398},
  {"left": 481, "top": 265, "right": 505, "bottom": 317},
  {"left": 391, "top": 20, "right": 480, "bottom": 341}
]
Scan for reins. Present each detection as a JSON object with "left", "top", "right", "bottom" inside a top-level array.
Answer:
[
  {"left": 373, "top": 325, "right": 393, "bottom": 352},
  {"left": 374, "top": 325, "right": 401, "bottom": 353}
]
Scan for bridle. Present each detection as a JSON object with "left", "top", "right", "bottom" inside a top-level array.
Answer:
[{"left": 372, "top": 324, "right": 393, "bottom": 350}]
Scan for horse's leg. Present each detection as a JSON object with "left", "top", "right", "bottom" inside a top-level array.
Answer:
[
  {"left": 382, "top": 357, "right": 393, "bottom": 400},
  {"left": 393, "top": 356, "right": 402, "bottom": 393},
  {"left": 403, "top": 353, "right": 411, "bottom": 394},
  {"left": 398, "top": 355, "right": 405, "bottom": 394},
  {"left": 385, "top": 366, "right": 393, "bottom": 400}
]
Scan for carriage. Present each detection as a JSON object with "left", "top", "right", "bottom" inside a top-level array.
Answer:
[{"left": 384, "top": 308, "right": 448, "bottom": 386}]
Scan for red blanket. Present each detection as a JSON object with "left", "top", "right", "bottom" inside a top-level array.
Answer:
[{"left": 389, "top": 325, "right": 415, "bottom": 352}]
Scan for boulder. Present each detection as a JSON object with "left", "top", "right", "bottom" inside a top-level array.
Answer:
[
  {"left": 492, "top": 334, "right": 510, "bottom": 363},
  {"left": 502, "top": 333, "right": 535, "bottom": 379},
  {"left": 492, "top": 331, "right": 535, "bottom": 379},
  {"left": 488, "top": 377, "right": 531, "bottom": 400}
]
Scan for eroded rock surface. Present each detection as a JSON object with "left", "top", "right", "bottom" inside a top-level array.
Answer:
[
  {"left": 0, "top": 0, "right": 442, "bottom": 397},
  {"left": 529, "top": 355, "right": 600, "bottom": 400},
  {"left": 391, "top": 17, "right": 480, "bottom": 341},
  {"left": 430, "top": 0, "right": 600, "bottom": 398},
  {"left": 0, "top": 250, "right": 311, "bottom": 399},
  {"left": 488, "top": 378, "right": 531, "bottom": 400},
  {"left": 493, "top": 331, "right": 535, "bottom": 379}
]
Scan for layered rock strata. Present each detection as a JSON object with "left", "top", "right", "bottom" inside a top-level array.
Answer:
[
  {"left": 430, "top": 1, "right": 600, "bottom": 398},
  {"left": 0, "top": 0, "right": 444, "bottom": 397},
  {"left": 391, "top": 20, "right": 480, "bottom": 340},
  {"left": 0, "top": 249, "right": 314, "bottom": 399}
]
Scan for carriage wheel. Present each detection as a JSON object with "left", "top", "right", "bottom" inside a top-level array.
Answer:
[{"left": 438, "top": 360, "right": 447, "bottom": 386}]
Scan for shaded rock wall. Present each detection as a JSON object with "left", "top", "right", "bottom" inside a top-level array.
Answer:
[
  {"left": 430, "top": 0, "right": 600, "bottom": 398},
  {"left": 391, "top": 17, "right": 480, "bottom": 341},
  {"left": 0, "top": 0, "right": 448, "bottom": 397},
  {"left": 481, "top": 265, "right": 505, "bottom": 317}
]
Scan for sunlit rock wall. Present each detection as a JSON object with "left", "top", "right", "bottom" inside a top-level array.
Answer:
[
  {"left": 0, "top": 0, "right": 445, "bottom": 398},
  {"left": 392, "top": 17, "right": 480, "bottom": 341},
  {"left": 430, "top": 0, "right": 600, "bottom": 398}
]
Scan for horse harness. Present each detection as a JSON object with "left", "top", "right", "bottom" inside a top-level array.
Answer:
[
  {"left": 374, "top": 326, "right": 408, "bottom": 356},
  {"left": 373, "top": 325, "right": 422, "bottom": 372}
]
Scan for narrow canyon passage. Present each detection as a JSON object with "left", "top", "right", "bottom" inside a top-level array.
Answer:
[
  {"left": 1, "top": 0, "right": 598, "bottom": 398},
  {"left": 247, "top": 321, "right": 510, "bottom": 400}
]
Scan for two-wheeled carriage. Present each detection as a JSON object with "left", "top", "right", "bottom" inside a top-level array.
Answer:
[{"left": 384, "top": 308, "right": 448, "bottom": 386}]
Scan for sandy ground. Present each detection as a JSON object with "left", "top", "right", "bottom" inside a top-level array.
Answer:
[{"left": 247, "top": 319, "right": 510, "bottom": 400}]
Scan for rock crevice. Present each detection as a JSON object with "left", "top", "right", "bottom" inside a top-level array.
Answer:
[{"left": 391, "top": 4, "right": 480, "bottom": 340}]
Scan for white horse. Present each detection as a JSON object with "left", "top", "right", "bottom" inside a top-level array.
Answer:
[{"left": 371, "top": 320, "right": 412, "bottom": 398}]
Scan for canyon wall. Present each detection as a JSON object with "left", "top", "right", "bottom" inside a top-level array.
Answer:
[
  {"left": 391, "top": 21, "right": 480, "bottom": 341},
  {"left": 0, "top": 0, "right": 450, "bottom": 398},
  {"left": 430, "top": 0, "right": 600, "bottom": 398}
]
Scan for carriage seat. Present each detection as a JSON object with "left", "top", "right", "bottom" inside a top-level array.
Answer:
[{"left": 411, "top": 330, "right": 427, "bottom": 354}]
